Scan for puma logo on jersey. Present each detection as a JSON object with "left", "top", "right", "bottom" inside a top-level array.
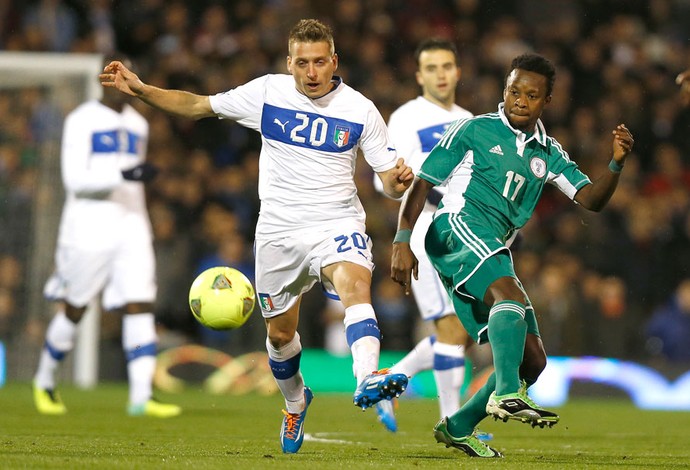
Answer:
[
  {"left": 100, "top": 134, "right": 115, "bottom": 146},
  {"left": 273, "top": 118, "right": 289, "bottom": 132},
  {"left": 489, "top": 145, "right": 504, "bottom": 155}
]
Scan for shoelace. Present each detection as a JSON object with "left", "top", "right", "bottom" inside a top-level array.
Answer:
[
  {"left": 466, "top": 435, "right": 489, "bottom": 453},
  {"left": 282, "top": 410, "right": 300, "bottom": 439}
]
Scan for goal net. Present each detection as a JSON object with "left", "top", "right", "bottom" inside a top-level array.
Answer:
[{"left": 0, "top": 52, "right": 103, "bottom": 387}]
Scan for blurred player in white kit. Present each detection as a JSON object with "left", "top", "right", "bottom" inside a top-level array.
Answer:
[
  {"left": 33, "top": 56, "right": 181, "bottom": 419},
  {"left": 373, "top": 38, "right": 478, "bottom": 433}
]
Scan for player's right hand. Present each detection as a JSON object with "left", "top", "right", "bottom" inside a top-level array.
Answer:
[
  {"left": 100, "top": 61, "right": 144, "bottom": 97},
  {"left": 391, "top": 242, "right": 418, "bottom": 296}
]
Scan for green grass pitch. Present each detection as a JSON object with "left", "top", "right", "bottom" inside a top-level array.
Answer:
[{"left": 1, "top": 382, "right": 689, "bottom": 469}]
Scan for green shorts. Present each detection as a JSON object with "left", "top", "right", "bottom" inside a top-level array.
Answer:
[{"left": 426, "top": 214, "right": 539, "bottom": 343}]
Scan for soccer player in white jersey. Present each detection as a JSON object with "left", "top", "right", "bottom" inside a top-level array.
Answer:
[
  {"left": 33, "top": 57, "right": 181, "bottom": 419},
  {"left": 100, "top": 19, "right": 413, "bottom": 454},
  {"left": 373, "top": 39, "right": 476, "bottom": 434},
  {"left": 392, "top": 53, "right": 634, "bottom": 458}
]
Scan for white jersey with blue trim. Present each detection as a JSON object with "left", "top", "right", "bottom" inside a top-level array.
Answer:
[
  {"left": 57, "top": 100, "right": 150, "bottom": 249},
  {"left": 388, "top": 96, "right": 472, "bottom": 176},
  {"left": 209, "top": 74, "right": 398, "bottom": 237}
]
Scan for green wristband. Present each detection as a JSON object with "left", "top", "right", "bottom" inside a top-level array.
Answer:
[
  {"left": 393, "top": 229, "right": 412, "bottom": 243},
  {"left": 608, "top": 159, "right": 624, "bottom": 173}
]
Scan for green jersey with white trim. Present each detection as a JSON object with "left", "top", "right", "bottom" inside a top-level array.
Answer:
[{"left": 418, "top": 103, "right": 591, "bottom": 242}]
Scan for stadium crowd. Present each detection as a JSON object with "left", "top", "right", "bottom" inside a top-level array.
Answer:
[{"left": 1, "top": 0, "right": 690, "bottom": 375}]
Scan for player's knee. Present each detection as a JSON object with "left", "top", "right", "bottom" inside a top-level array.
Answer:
[
  {"left": 435, "top": 315, "right": 467, "bottom": 344},
  {"left": 267, "top": 329, "right": 296, "bottom": 349},
  {"left": 64, "top": 303, "right": 87, "bottom": 323}
]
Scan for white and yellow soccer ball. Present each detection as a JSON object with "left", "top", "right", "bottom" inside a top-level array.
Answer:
[{"left": 189, "top": 266, "right": 256, "bottom": 330}]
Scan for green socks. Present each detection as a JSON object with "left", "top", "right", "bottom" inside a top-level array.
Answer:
[
  {"left": 445, "top": 300, "right": 528, "bottom": 437},
  {"left": 488, "top": 300, "right": 527, "bottom": 395},
  {"left": 447, "top": 372, "right": 495, "bottom": 437}
]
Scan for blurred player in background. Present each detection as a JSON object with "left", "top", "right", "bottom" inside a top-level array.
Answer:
[
  {"left": 100, "top": 19, "right": 412, "bottom": 454},
  {"left": 373, "top": 38, "right": 476, "bottom": 434},
  {"left": 33, "top": 56, "right": 181, "bottom": 419},
  {"left": 391, "top": 53, "right": 634, "bottom": 458}
]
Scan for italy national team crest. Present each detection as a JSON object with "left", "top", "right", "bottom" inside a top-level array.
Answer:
[
  {"left": 258, "top": 293, "right": 274, "bottom": 311},
  {"left": 333, "top": 125, "right": 350, "bottom": 147},
  {"left": 530, "top": 157, "right": 547, "bottom": 178}
]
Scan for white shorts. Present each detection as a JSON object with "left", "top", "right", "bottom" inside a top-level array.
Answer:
[
  {"left": 255, "top": 220, "right": 374, "bottom": 318},
  {"left": 410, "top": 205, "right": 455, "bottom": 321},
  {"left": 46, "top": 225, "right": 156, "bottom": 311}
]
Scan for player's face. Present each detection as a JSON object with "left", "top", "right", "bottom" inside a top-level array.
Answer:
[
  {"left": 287, "top": 40, "right": 338, "bottom": 99},
  {"left": 416, "top": 49, "right": 460, "bottom": 107},
  {"left": 503, "top": 69, "right": 551, "bottom": 132}
]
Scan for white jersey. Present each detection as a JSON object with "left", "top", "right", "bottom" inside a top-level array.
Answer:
[
  {"left": 388, "top": 96, "right": 473, "bottom": 180},
  {"left": 209, "top": 74, "right": 398, "bottom": 237},
  {"left": 57, "top": 100, "right": 151, "bottom": 249},
  {"left": 49, "top": 100, "right": 155, "bottom": 309},
  {"left": 387, "top": 96, "right": 473, "bottom": 320}
]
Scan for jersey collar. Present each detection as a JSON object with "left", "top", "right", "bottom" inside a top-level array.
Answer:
[{"left": 498, "top": 102, "right": 548, "bottom": 148}]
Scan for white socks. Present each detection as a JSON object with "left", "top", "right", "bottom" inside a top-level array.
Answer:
[
  {"left": 343, "top": 304, "right": 381, "bottom": 384},
  {"left": 432, "top": 342, "right": 465, "bottom": 419},
  {"left": 122, "top": 313, "right": 157, "bottom": 405},
  {"left": 266, "top": 332, "right": 305, "bottom": 413},
  {"left": 390, "top": 336, "right": 434, "bottom": 377},
  {"left": 34, "top": 310, "right": 77, "bottom": 390}
]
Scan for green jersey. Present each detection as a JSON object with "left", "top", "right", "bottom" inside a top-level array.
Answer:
[
  {"left": 419, "top": 103, "right": 591, "bottom": 301},
  {"left": 419, "top": 103, "right": 590, "bottom": 243}
]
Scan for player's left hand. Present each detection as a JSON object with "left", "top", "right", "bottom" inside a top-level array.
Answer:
[
  {"left": 391, "top": 158, "right": 414, "bottom": 192},
  {"left": 611, "top": 124, "right": 634, "bottom": 164}
]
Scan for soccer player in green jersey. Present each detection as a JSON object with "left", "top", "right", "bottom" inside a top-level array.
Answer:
[{"left": 391, "top": 53, "right": 634, "bottom": 458}]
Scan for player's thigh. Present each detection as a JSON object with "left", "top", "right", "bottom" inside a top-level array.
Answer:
[
  {"left": 54, "top": 244, "right": 111, "bottom": 308},
  {"left": 105, "top": 235, "right": 156, "bottom": 310},
  {"left": 254, "top": 235, "right": 318, "bottom": 317},
  {"left": 317, "top": 220, "right": 374, "bottom": 300},
  {"left": 434, "top": 313, "right": 469, "bottom": 345},
  {"left": 411, "top": 252, "right": 454, "bottom": 320},
  {"left": 464, "top": 251, "right": 518, "bottom": 303}
]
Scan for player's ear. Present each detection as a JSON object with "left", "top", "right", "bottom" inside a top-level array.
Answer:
[
  {"left": 415, "top": 70, "right": 423, "bottom": 87},
  {"left": 332, "top": 53, "right": 338, "bottom": 71},
  {"left": 286, "top": 56, "right": 292, "bottom": 74}
]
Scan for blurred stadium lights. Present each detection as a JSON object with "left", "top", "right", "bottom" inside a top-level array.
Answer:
[{"left": 531, "top": 356, "right": 690, "bottom": 410}]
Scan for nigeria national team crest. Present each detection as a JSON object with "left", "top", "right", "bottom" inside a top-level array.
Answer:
[
  {"left": 333, "top": 125, "right": 350, "bottom": 147},
  {"left": 530, "top": 157, "right": 547, "bottom": 178}
]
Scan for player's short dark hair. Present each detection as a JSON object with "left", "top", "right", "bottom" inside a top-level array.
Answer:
[
  {"left": 288, "top": 19, "right": 335, "bottom": 55},
  {"left": 414, "top": 38, "right": 458, "bottom": 66},
  {"left": 508, "top": 53, "right": 556, "bottom": 96}
]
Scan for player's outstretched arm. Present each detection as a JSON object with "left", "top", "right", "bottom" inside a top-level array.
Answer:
[
  {"left": 677, "top": 70, "right": 690, "bottom": 107},
  {"left": 100, "top": 61, "right": 215, "bottom": 120},
  {"left": 574, "top": 124, "right": 634, "bottom": 212},
  {"left": 377, "top": 158, "right": 414, "bottom": 199},
  {"left": 390, "top": 176, "right": 432, "bottom": 295}
]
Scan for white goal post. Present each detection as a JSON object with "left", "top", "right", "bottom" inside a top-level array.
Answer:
[{"left": 0, "top": 52, "right": 103, "bottom": 388}]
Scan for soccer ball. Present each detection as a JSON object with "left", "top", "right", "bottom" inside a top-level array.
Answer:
[{"left": 188, "top": 266, "right": 256, "bottom": 330}]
